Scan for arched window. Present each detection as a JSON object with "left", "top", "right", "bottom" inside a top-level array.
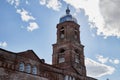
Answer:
[
  {"left": 64, "top": 75, "right": 75, "bottom": 80},
  {"left": 26, "top": 64, "right": 31, "bottom": 73},
  {"left": 74, "top": 28, "right": 78, "bottom": 39},
  {"left": 69, "top": 76, "right": 72, "bottom": 80},
  {"left": 73, "top": 77, "right": 75, "bottom": 80},
  {"left": 32, "top": 66, "right": 37, "bottom": 74},
  {"left": 59, "top": 48, "right": 65, "bottom": 63},
  {"left": 60, "top": 27, "right": 64, "bottom": 39},
  {"left": 59, "top": 57, "right": 65, "bottom": 63},
  {"left": 75, "top": 55, "right": 79, "bottom": 63},
  {"left": 75, "top": 49, "right": 79, "bottom": 53},
  {"left": 19, "top": 62, "right": 24, "bottom": 71},
  {"left": 59, "top": 48, "right": 65, "bottom": 53},
  {"left": 64, "top": 75, "right": 69, "bottom": 80}
]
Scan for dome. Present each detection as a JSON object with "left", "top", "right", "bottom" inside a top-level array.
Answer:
[{"left": 59, "top": 7, "right": 77, "bottom": 23}]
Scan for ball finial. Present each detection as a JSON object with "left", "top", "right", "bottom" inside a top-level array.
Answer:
[{"left": 66, "top": 5, "right": 70, "bottom": 14}]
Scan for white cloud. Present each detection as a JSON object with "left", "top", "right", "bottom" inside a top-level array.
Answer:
[
  {"left": 96, "top": 55, "right": 120, "bottom": 65},
  {"left": 7, "top": 0, "right": 20, "bottom": 7},
  {"left": 39, "top": 0, "right": 46, "bottom": 5},
  {"left": 113, "top": 59, "right": 120, "bottom": 64},
  {"left": 39, "top": 0, "right": 61, "bottom": 11},
  {"left": 96, "top": 55, "right": 109, "bottom": 64},
  {"left": 63, "top": 0, "right": 120, "bottom": 38},
  {"left": 27, "top": 22, "right": 39, "bottom": 32},
  {"left": 7, "top": 0, "right": 39, "bottom": 32},
  {"left": 109, "top": 59, "right": 120, "bottom": 65},
  {"left": 99, "top": 0, "right": 120, "bottom": 38},
  {"left": 85, "top": 58, "right": 115, "bottom": 78},
  {"left": 0, "top": 42, "right": 7, "bottom": 47},
  {"left": 16, "top": 9, "right": 35, "bottom": 22}
]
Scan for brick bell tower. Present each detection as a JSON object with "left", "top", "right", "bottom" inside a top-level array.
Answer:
[{"left": 52, "top": 7, "right": 86, "bottom": 77}]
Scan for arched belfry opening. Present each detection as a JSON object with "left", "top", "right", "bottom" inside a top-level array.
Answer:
[{"left": 60, "top": 27, "right": 65, "bottom": 39}]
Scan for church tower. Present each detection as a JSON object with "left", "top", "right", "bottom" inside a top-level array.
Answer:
[{"left": 52, "top": 7, "right": 86, "bottom": 77}]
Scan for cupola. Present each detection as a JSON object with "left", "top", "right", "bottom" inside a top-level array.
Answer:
[{"left": 59, "top": 6, "right": 77, "bottom": 23}]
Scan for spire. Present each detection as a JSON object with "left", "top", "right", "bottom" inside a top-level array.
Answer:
[{"left": 66, "top": 5, "right": 70, "bottom": 14}]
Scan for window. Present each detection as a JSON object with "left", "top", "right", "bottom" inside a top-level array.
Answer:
[
  {"left": 26, "top": 64, "right": 31, "bottom": 73},
  {"left": 61, "top": 34, "right": 64, "bottom": 38},
  {"left": 59, "top": 49, "right": 65, "bottom": 63},
  {"left": 74, "top": 28, "right": 78, "bottom": 39},
  {"left": 64, "top": 75, "right": 75, "bottom": 80},
  {"left": 32, "top": 66, "right": 37, "bottom": 74},
  {"left": 75, "top": 55, "right": 79, "bottom": 63},
  {"left": 59, "top": 48, "right": 65, "bottom": 53},
  {"left": 69, "top": 76, "right": 72, "bottom": 80},
  {"left": 60, "top": 27, "right": 64, "bottom": 39},
  {"left": 19, "top": 62, "right": 24, "bottom": 71},
  {"left": 64, "top": 75, "right": 69, "bottom": 80},
  {"left": 59, "top": 57, "right": 65, "bottom": 63},
  {"left": 73, "top": 77, "right": 75, "bottom": 80},
  {"left": 75, "top": 49, "right": 79, "bottom": 53}
]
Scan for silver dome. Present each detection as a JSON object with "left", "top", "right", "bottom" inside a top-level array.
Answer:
[{"left": 59, "top": 7, "right": 77, "bottom": 23}]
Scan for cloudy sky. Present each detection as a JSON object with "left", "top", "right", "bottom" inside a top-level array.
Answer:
[{"left": 0, "top": 0, "right": 120, "bottom": 80}]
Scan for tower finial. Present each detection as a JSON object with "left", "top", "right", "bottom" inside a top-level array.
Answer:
[{"left": 66, "top": 4, "right": 70, "bottom": 14}]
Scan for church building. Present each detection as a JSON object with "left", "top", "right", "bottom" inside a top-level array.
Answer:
[{"left": 0, "top": 7, "right": 97, "bottom": 80}]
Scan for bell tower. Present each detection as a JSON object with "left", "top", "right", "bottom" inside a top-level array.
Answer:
[{"left": 52, "top": 7, "right": 86, "bottom": 77}]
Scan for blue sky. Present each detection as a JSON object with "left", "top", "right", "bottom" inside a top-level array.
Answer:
[{"left": 0, "top": 0, "right": 120, "bottom": 80}]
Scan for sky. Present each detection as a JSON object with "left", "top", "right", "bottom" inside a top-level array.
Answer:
[{"left": 0, "top": 0, "right": 120, "bottom": 80}]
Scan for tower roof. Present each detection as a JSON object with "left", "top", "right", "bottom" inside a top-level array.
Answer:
[{"left": 59, "top": 6, "right": 77, "bottom": 23}]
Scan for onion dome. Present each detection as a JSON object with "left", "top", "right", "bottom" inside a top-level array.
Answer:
[{"left": 59, "top": 7, "right": 77, "bottom": 23}]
